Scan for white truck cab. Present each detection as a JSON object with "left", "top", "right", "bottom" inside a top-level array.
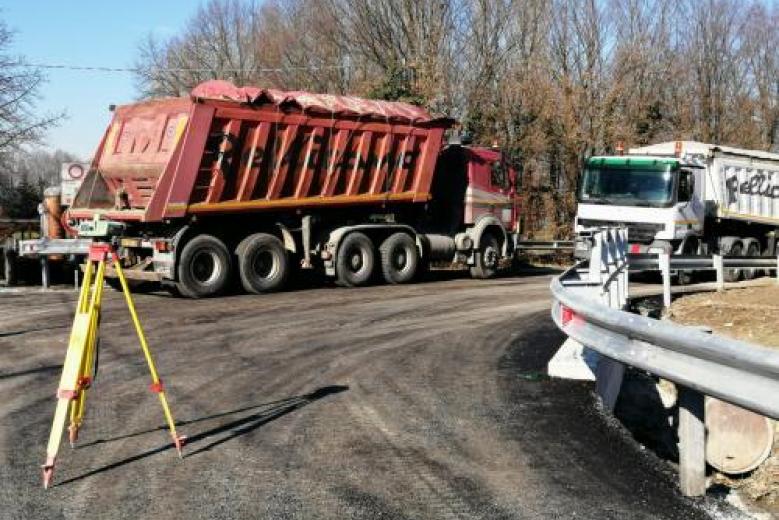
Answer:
[
  {"left": 575, "top": 155, "right": 704, "bottom": 257},
  {"left": 574, "top": 142, "right": 779, "bottom": 279}
]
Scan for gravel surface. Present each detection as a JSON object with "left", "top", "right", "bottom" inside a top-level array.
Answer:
[{"left": 0, "top": 273, "right": 717, "bottom": 519}]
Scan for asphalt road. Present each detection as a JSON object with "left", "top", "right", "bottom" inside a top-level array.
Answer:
[{"left": 0, "top": 272, "right": 718, "bottom": 519}]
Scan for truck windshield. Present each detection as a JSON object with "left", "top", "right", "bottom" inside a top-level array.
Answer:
[{"left": 578, "top": 167, "right": 674, "bottom": 207}]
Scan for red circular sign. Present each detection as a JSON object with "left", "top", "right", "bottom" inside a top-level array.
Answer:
[{"left": 67, "top": 164, "right": 85, "bottom": 180}]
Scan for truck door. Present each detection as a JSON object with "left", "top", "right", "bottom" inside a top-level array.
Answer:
[
  {"left": 676, "top": 169, "right": 704, "bottom": 235},
  {"left": 428, "top": 146, "right": 468, "bottom": 233},
  {"left": 489, "top": 159, "right": 514, "bottom": 228}
]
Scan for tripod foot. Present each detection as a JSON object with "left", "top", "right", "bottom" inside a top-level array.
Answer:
[
  {"left": 173, "top": 434, "right": 187, "bottom": 458},
  {"left": 42, "top": 457, "right": 55, "bottom": 489},
  {"left": 68, "top": 424, "right": 79, "bottom": 448}
]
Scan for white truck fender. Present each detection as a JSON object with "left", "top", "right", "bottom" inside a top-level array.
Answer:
[
  {"left": 467, "top": 216, "right": 510, "bottom": 256},
  {"left": 276, "top": 223, "right": 297, "bottom": 254}
]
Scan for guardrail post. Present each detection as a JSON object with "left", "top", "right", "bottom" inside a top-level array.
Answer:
[
  {"left": 714, "top": 253, "right": 724, "bottom": 291},
  {"left": 618, "top": 228, "right": 628, "bottom": 309},
  {"left": 588, "top": 230, "right": 604, "bottom": 291},
  {"left": 2, "top": 244, "right": 15, "bottom": 286},
  {"left": 604, "top": 229, "right": 618, "bottom": 308},
  {"left": 775, "top": 251, "right": 779, "bottom": 285},
  {"left": 1, "top": 246, "right": 7, "bottom": 285},
  {"left": 40, "top": 256, "right": 50, "bottom": 290},
  {"left": 659, "top": 252, "right": 671, "bottom": 309},
  {"left": 678, "top": 387, "right": 706, "bottom": 497}
]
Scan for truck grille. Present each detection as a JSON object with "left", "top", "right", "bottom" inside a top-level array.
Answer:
[{"left": 578, "top": 219, "right": 663, "bottom": 244}]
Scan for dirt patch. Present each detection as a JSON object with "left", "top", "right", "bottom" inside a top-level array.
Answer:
[
  {"left": 668, "top": 283, "right": 779, "bottom": 349},
  {"left": 668, "top": 284, "right": 779, "bottom": 515}
]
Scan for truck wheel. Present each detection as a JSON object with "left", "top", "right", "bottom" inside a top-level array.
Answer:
[
  {"left": 176, "top": 234, "right": 232, "bottom": 298},
  {"left": 724, "top": 241, "right": 744, "bottom": 283},
  {"left": 742, "top": 240, "right": 761, "bottom": 281},
  {"left": 379, "top": 233, "right": 418, "bottom": 284},
  {"left": 677, "top": 239, "right": 698, "bottom": 286},
  {"left": 470, "top": 233, "right": 499, "bottom": 280},
  {"left": 237, "top": 233, "right": 289, "bottom": 294},
  {"left": 336, "top": 232, "right": 375, "bottom": 287}
]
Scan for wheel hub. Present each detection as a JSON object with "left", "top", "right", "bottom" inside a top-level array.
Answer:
[
  {"left": 349, "top": 250, "right": 363, "bottom": 272},
  {"left": 484, "top": 247, "right": 498, "bottom": 268},
  {"left": 393, "top": 248, "right": 407, "bottom": 270},
  {"left": 253, "top": 250, "right": 277, "bottom": 279},
  {"left": 191, "top": 250, "right": 220, "bottom": 284}
]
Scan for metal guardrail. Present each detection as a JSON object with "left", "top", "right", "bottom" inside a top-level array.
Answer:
[
  {"left": 628, "top": 250, "right": 779, "bottom": 307},
  {"left": 515, "top": 240, "right": 574, "bottom": 251},
  {"left": 18, "top": 238, "right": 92, "bottom": 257},
  {"left": 551, "top": 266, "right": 779, "bottom": 421},
  {"left": 628, "top": 253, "right": 779, "bottom": 271},
  {"left": 0, "top": 218, "right": 38, "bottom": 223},
  {"left": 11, "top": 238, "right": 92, "bottom": 289},
  {"left": 550, "top": 227, "right": 779, "bottom": 496}
]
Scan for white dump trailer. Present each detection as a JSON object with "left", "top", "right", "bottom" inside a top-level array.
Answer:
[{"left": 574, "top": 141, "right": 779, "bottom": 282}]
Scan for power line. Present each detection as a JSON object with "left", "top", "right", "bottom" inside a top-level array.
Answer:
[{"left": 14, "top": 62, "right": 352, "bottom": 74}]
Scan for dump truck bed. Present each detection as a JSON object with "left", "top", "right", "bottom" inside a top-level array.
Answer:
[
  {"left": 70, "top": 81, "right": 451, "bottom": 223},
  {"left": 630, "top": 141, "right": 779, "bottom": 226}
]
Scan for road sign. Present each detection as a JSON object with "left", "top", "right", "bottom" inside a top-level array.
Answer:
[{"left": 61, "top": 163, "right": 90, "bottom": 206}]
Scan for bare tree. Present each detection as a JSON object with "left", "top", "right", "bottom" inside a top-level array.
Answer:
[
  {"left": 740, "top": 1, "right": 779, "bottom": 150},
  {"left": 132, "top": 0, "right": 779, "bottom": 237},
  {"left": 135, "top": 0, "right": 264, "bottom": 97},
  {"left": 0, "top": 18, "right": 60, "bottom": 166}
]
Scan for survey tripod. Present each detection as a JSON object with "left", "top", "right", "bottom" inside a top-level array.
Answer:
[{"left": 42, "top": 241, "right": 185, "bottom": 488}]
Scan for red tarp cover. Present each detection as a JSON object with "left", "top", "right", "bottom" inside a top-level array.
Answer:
[{"left": 191, "top": 80, "right": 434, "bottom": 123}]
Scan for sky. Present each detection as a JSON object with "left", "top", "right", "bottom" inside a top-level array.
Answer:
[{"left": 2, "top": 1, "right": 197, "bottom": 159}]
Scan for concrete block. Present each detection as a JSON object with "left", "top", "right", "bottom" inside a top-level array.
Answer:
[
  {"left": 548, "top": 338, "right": 625, "bottom": 410},
  {"left": 547, "top": 338, "right": 598, "bottom": 381}
]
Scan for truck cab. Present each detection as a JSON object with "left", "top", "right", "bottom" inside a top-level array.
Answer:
[{"left": 574, "top": 156, "right": 705, "bottom": 258}]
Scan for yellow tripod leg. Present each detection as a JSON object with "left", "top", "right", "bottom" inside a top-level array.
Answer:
[
  {"left": 113, "top": 260, "right": 185, "bottom": 456},
  {"left": 67, "top": 262, "right": 104, "bottom": 446},
  {"left": 67, "top": 314, "right": 93, "bottom": 446},
  {"left": 42, "top": 261, "right": 99, "bottom": 488}
]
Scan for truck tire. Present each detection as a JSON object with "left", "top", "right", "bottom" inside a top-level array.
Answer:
[
  {"left": 336, "top": 232, "right": 375, "bottom": 287},
  {"left": 379, "top": 233, "right": 418, "bottom": 284},
  {"left": 742, "top": 239, "right": 761, "bottom": 281},
  {"left": 176, "top": 234, "right": 232, "bottom": 298},
  {"left": 237, "top": 233, "right": 289, "bottom": 294},
  {"left": 470, "top": 233, "right": 499, "bottom": 279},
  {"left": 724, "top": 240, "right": 744, "bottom": 283},
  {"left": 677, "top": 239, "right": 698, "bottom": 286}
]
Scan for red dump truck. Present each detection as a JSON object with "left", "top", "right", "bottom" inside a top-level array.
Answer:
[{"left": 69, "top": 80, "right": 520, "bottom": 297}]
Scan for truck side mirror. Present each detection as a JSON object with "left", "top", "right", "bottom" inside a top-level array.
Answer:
[
  {"left": 678, "top": 171, "right": 693, "bottom": 202},
  {"left": 491, "top": 160, "right": 509, "bottom": 191}
]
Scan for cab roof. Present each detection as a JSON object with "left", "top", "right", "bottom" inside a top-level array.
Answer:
[
  {"left": 629, "top": 141, "right": 779, "bottom": 162},
  {"left": 586, "top": 156, "right": 683, "bottom": 169}
]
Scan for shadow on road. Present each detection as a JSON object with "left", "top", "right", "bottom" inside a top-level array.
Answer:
[
  {"left": 0, "top": 324, "right": 69, "bottom": 339},
  {"left": 56, "top": 385, "right": 349, "bottom": 487},
  {"left": 0, "top": 364, "right": 62, "bottom": 380},
  {"left": 134, "top": 264, "right": 565, "bottom": 300}
]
